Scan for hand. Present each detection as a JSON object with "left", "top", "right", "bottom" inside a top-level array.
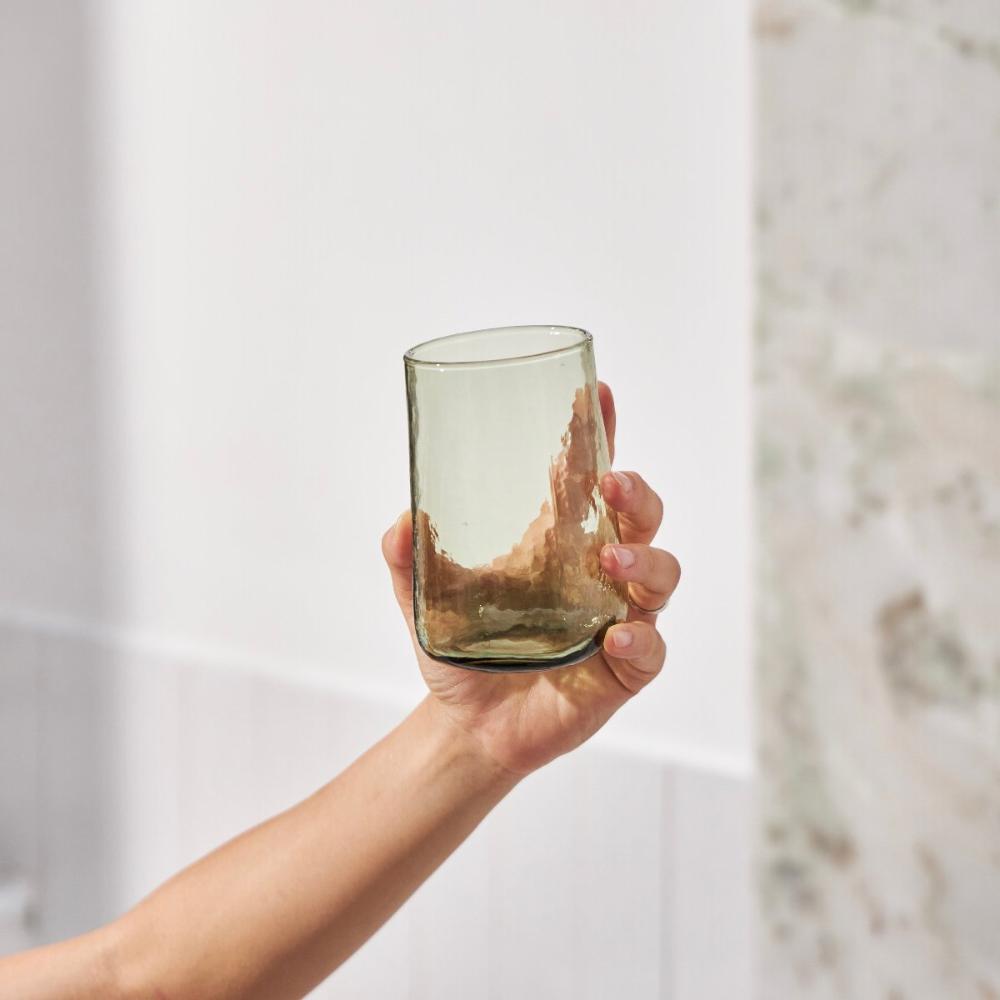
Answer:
[{"left": 382, "top": 382, "right": 681, "bottom": 778}]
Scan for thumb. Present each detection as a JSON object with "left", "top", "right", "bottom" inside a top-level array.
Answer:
[{"left": 381, "top": 510, "right": 414, "bottom": 614}]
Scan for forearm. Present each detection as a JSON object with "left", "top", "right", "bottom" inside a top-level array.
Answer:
[
  {"left": 109, "top": 695, "right": 519, "bottom": 999},
  {"left": 0, "top": 929, "right": 119, "bottom": 1000}
]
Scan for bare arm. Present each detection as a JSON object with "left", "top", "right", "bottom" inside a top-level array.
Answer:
[
  {"left": 1, "top": 697, "right": 517, "bottom": 1000},
  {"left": 0, "top": 383, "right": 680, "bottom": 999},
  {"left": 124, "top": 696, "right": 516, "bottom": 998}
]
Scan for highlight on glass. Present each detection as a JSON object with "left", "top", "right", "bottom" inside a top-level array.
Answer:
[{"left": 404, "top": 325, "right": 628, "bottom": 671}]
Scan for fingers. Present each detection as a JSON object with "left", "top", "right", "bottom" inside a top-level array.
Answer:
[
  {"left": 601, "top": 621, "right": 666, "bottom": 694},
  {"left": 598, "top": 381, "right": 615, "bottom": 465},
  {"left": 600, "top": 542, "right": 681, "bottom": 618},
  {"left": 381, "top": 510, "right": 414, "bottom": 611},
  {"left": 600, "top": 470, "right": 664, "bottom": 545}
]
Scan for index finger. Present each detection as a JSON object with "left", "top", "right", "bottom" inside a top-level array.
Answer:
[
  {"left": 598, "top": 381, "right": 616, "bottom": 464},
  {"left": 600, "top": 470, "right": 663, "bottom": 545}
]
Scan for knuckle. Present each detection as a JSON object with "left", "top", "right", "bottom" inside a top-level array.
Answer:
[
  {"left": 631, "top": 473, "right": 663, "bottom": 526},
  {"left": 636, "top": 621, "right": 658, "bottom": 649},
  {"left": 630, "top": 471, "right": 650, "bottom": 495},
  {"left": 667, "top": 551, "right": 682, "bottom": 583},
  {"left": 651, "top": 491, "right": 664, "bottom": 525},
  {"left": 649, "top": 548, "right": 674, "bottom": 588},
  {"left": 635, "top": 544, "right": 653, "bottom": 573}
]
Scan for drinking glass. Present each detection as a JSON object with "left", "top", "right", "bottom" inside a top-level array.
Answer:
[{"left": 404, "top": 325, "right": 627, "bottom": 671}]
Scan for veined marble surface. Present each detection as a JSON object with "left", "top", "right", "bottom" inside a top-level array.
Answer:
[{"left": 755, "top": 1, "right": 1000, "bottom": 997}]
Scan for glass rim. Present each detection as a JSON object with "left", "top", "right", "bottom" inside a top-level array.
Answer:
[{"left": 404, "top": 325, "right": 592, "bottom": 369}]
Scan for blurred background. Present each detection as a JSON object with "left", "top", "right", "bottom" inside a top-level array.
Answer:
[{"left": 0, "top": 1, "right": 995, "bottom": 998}]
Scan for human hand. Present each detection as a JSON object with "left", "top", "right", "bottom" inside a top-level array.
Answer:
[{"left": 382, "top": 382, "right": 681, "bottom": 778}]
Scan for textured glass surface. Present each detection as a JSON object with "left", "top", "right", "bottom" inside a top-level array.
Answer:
[{"left": 404, "top": 326, "right": 628, "bottom": 671}]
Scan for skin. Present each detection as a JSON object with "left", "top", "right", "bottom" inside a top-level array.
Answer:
[
  {"left": 389, "top": 382, "right": 680, "bottom": 777},
  {"left": 0, "top": 382, "right": 680, "bottom": 999}
]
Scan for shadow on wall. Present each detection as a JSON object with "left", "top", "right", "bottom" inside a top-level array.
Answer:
[{"left": 0, "top": 0, "right": 117, "bottom": 947}]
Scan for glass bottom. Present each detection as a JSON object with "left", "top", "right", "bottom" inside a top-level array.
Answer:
[{"left": 418, "top": 618, "right": 617, "bottom": 673}]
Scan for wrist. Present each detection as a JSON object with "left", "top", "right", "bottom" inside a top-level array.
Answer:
[{"left": 417, "top": 696, "right": 524, "bottom": 793}]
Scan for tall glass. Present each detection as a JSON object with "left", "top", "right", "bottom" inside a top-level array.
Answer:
[{"left": 404, "top": 326, "right": 627, "bottom": 671}]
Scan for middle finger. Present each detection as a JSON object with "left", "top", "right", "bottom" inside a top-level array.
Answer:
[{"left": 600, "top": 542, "right": 681, "bottom": 615}]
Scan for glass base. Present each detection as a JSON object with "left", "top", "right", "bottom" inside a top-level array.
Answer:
[{"left": 418, "top": 619, "right": 616, "bottom": 673}]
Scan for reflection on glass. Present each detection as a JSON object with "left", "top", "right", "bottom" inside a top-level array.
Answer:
[{"left": 405, "top": 326, "right": 627, "bottom": 671}]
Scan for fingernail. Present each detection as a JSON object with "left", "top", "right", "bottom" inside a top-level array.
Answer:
[
  {"left": 610, "top": 545, "right": 635, "bottom": 569},
  {"left": 613, "top": 471, "right": 632, "bottom": 493},
  {"left": 612, "top": 626, "right": 634, "bottom": 650}
]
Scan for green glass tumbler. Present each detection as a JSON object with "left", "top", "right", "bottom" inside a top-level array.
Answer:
[{"left": 404, "top": 325, "right": 628, "bottom": 671}]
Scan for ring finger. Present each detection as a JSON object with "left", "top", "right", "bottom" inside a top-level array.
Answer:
[{"left": 600, "top": 542, "right": 681, "bottom": 618}]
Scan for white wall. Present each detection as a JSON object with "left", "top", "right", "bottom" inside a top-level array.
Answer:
[
  {"left": 86, "top": 0, "right": 752, "bottom": 767},
  {"left": 1, "top": 1, "right": 752, "bottom": 995}
]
